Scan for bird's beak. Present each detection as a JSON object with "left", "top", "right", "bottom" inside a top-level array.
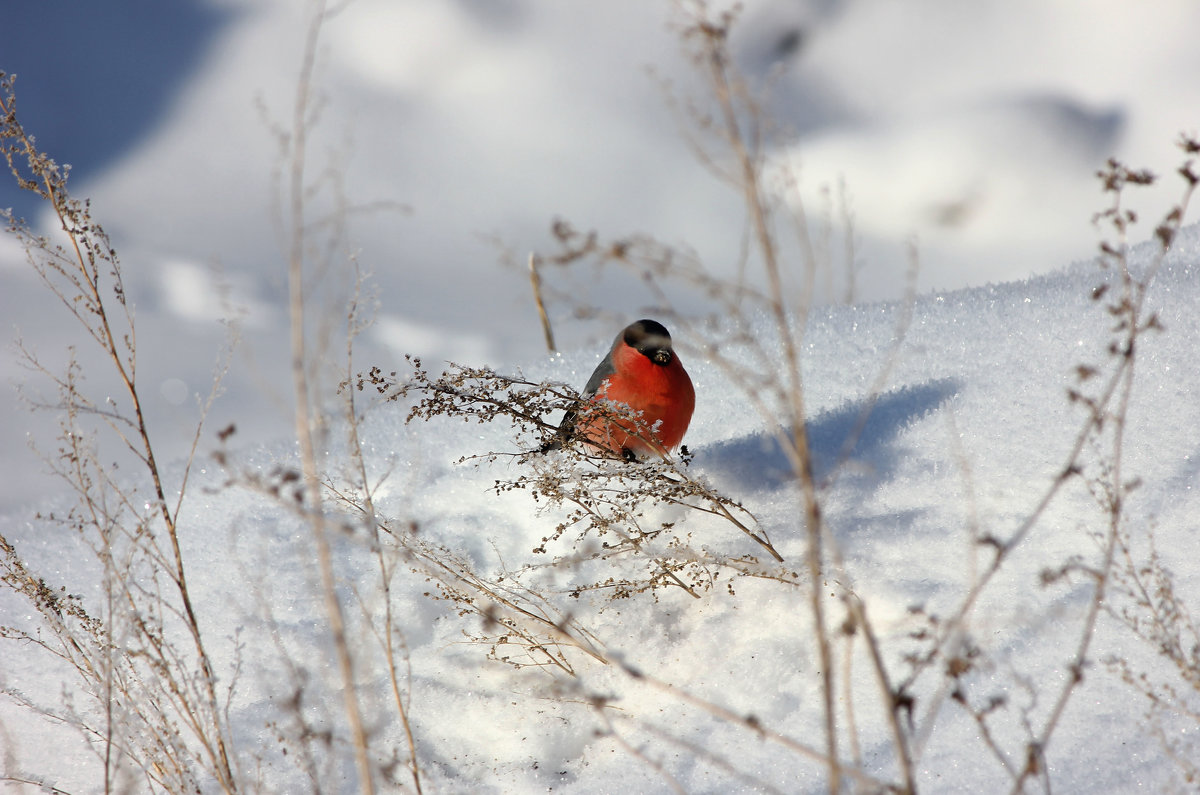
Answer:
[{"left": 653, "top": 350, "right": 672, "bottom": 364}]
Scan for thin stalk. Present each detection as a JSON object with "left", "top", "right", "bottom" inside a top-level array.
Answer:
[
  {"left": 285, "top": 3, "right": 375, "bottom": 792},
  {"left": 703, "top": 32, "right": 839, "bottom": 792}
]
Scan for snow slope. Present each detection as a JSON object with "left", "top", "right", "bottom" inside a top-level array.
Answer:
[{"left": 3, "top": 224, "right": 1200, "bottom": 792}]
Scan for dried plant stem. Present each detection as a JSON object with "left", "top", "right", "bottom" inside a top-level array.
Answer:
[
  {"left": 701, "top": 24, "right": 838, "bottom": 790},
  {"left": 343, "top": 272, "right": 423, "bottom": 794},
  {"left": 529, "top": 253, "right": 557, "bottom": 353},
  {"left": 846, "top": 593, "right": 915, "bottom": 791},
  {"left": 385, "top": 523, "right": 608, "bottom": 668},
  {"left": 609, "top": 657, "right": 890, "bottom": 791},
  {"left": 604, "top": 711, "right": 793, "bottom": 795},
  {"left": 1007, "top": 157, "right": 1197, "bottom": 794},
  {"left": 2, "top": 77, "right": 237, "bottom": 791},
  {"left": 284, "top": 4, "right": 374, "bottom": 792},
  {"left": 602, "top": 724, "right": 688, "bottom": 795}
]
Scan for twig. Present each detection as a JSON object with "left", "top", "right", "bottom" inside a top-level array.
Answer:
[
  {"left": 283, "top": 2, "right": 374, "bottom": 791},
  {"left": 529, "top": 253, "right": 557, "bottom": 353}
]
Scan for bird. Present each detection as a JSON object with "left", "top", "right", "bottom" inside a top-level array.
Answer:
[{"left": 554, "top": 319, "right": 695, "bottom": 459}]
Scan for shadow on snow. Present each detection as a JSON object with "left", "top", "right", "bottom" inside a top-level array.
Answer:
[{"left": 693, "top": 378, "right": 961, "bottom": 493}]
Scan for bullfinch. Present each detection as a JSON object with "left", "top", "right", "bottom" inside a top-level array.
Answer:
[{"left": 556, "top": 319, "right": 695, "bottom": 459}]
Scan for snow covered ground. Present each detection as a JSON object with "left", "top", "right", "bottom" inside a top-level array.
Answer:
[
  {"left": 3, "top": 0, "right": 1200, "bottom": 792},
  {"left": 5, "top": 223, "right": 1200, "bottom": 792}
]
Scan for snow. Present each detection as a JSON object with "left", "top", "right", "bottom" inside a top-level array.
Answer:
[
  {"left": 6, "top": 230, "right": 1200, "bottom": 791},
  {"left": 3, "top": 0, "right": 1200, "bottom": 792}
]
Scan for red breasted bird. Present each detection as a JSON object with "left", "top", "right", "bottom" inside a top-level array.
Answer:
[{"left": 556, "top": 319, "right": 695, "bottom": 459}]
